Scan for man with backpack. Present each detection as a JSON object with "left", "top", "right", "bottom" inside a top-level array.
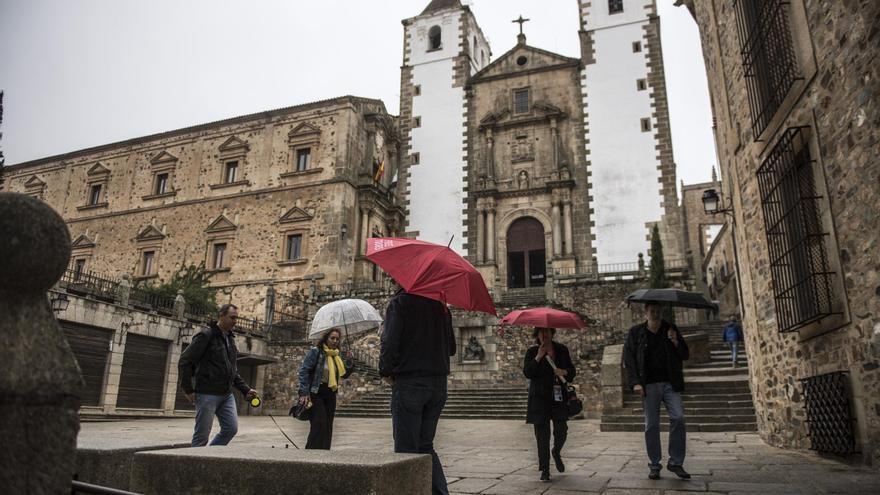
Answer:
[{"left": 179, "top": 303, "right": 257, "bottom": 446}]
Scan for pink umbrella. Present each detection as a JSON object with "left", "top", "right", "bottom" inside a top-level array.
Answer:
[
  {"left": 500, "top": 307, "right": 586, "bottom": 329},
  {"left": 366, "top": 237, "right": 496, "bottom": 316}
]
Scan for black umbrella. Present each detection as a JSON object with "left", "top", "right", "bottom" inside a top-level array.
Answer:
[{"left": 626, "top": 288, "right": 718, "bottom": 311}]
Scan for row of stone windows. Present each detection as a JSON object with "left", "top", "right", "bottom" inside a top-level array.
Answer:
[
  {"left": 20, "top": 125, "right": 325, "bottom": 208},
  {"left": 36, "top": 149, "right": 317, "bottom": 209},
  {"left": 73, "top": 232, "right": 307, "bottom": 279}
]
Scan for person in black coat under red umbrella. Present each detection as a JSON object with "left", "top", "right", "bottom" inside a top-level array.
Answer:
[{"left": 523, "top": 327, "right": 577, "bottom": 482}]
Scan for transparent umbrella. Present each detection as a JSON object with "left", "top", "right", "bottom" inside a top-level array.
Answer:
[{"left": 308, "top": 298, "right": 383, "bottom": 342}]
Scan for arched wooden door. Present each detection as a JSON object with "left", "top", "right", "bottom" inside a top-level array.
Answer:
[{"left": 507, "top": 217, "right": 546, "bottom": 288}]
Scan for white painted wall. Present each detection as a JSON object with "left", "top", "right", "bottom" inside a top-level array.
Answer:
[
  {"left": 405, "top": 9, "right": 470, "bottom": 254},
  {"left": 582, "top": 0, "right": 664, "bottom": 264}
]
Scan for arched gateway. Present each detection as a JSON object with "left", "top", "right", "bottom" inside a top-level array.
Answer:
[{"left": 506, "top": 217, "right": 546, "bottom": 288}]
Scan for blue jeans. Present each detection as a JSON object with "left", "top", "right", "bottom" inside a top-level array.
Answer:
[
  {"left": 728, "top": 341, "right": 739, "bottom": 365},
  {"left": 643, "top": 382, "right": 686, "bottom": 469},
  {"left": 391, "top": 375, "right": 448, "bottom": 495},
  {"left": 192, "top": 393, "right": 238, "bottom": 447}
]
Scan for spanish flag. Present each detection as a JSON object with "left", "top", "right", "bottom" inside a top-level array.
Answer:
[{"left": 373, "top": 159, "right": 385, "bottom": 182}]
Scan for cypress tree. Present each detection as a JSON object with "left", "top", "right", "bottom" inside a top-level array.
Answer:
[{"left": 648, "top": 224, "right": 675, "bottom": 322}]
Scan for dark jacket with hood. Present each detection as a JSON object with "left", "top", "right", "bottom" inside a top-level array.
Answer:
[
  {"left": 178, "top": 321, "right": 251, "bottom": 396},
  {"left": 379, "top": 289, "right": 455, "bottom": 378},
  {"left": 623, "top": 320, "right": 689, "bottom": 392},
  {"left": 523, "top": 341, "right": 577, "bottom": 424}
]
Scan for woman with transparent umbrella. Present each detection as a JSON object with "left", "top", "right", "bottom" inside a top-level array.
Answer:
[{"left": 296, "top": 299, "right": 383, "bottom": 449}]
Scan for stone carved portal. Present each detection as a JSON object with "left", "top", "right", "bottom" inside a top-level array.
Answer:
[{"left": 507, "top": 217, "right": 546, "bottom": 288}]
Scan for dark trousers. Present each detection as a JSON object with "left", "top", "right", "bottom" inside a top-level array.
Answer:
[
  {"left": 391, "top": 375, "right": 449, "bottom": 495},
  {"left": 305, "top": 384, "right": 337, "bottom": 450},
  {"left": 533, "top": 417, "right": 568, "bottom": 471}
]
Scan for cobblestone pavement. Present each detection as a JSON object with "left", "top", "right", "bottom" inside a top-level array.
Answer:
[{"left": 80, "top": 417, "right": 880, "bottom": 494}]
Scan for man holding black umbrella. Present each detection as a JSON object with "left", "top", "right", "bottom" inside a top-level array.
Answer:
[{"left": 623, "top": 302, "right": 691, "bottom": 480}]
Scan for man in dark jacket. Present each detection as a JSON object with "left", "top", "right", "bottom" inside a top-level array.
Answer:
[
  {"left": 379, "top": 288, "right": 455, "bottom": 495},
  {"left": 623, "top": 303, "right": 690, "bottom": 480},
  {"left": 178, "top": 303, "right": 257, "bottom": 446}
]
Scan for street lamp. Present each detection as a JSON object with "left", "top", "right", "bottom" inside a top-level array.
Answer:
[
  {"left": 177, "top": 322, "right": 194, "bottom": 344},
  {"left": 702, "top": 188, "right": 719, "bottom": 214},
  {"left": 50, "top": 292, "right": 70, "bottom": 313},
  {"left": 701, "top": 188, "right": 744, "bottom": 318}
]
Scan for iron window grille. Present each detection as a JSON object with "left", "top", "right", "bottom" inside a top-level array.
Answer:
[
  {"left": 757, "top": 126, "right": 837, "bottom": 332},
  {"left": 800, "top": 371, "right": 857, "bottom": 455},
  {"left": 734, "top": 0, "right": 801, "bottom": 138}
]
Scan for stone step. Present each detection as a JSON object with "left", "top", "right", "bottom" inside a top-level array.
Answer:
[
  {"left": 350, "top": 394, "right": 529, "bottom": 400},
  {"left": 600, "top": 422, "right": 757, "bottom": 432},
  {"left": 625, "top": 406, "right": 755, "bottom": 415},
  {"left": 602, "top": 413, "right": 756, "bottom": 423},
  {"left": 337, "top": 411, "right": 526, "bottom": 419},
  {"left": 692, "top": 359, "right": 748, "bottom": 368},
  {"left": 623, "top": 391, "right": 753, "bottom": 400},
  {"left": 623, "top": 399, "right": 754, "bottom": 409},
  {"left": 684, "top": 367, "right": 751, "bottom": 377},
  {"left": 339, "top": 402, "right": 528, "bottom": 411},
  {"left": 682, "top": 375, "right": 750, "bottom": 385}
]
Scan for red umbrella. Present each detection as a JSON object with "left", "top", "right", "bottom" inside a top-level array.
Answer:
[
  {"left": 366, "top": 237, "right": 496, "bottom": 316},
  {"left": 500, "top": 307, "right": 586, "bottom": 329}
]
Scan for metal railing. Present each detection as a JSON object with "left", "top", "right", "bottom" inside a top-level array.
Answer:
[
  {"left": 552, "top": 258, "right": 689, "bottom": 278},
  {"left": 349, "top": 347, "right": 380, "bottom": 373},
  {"left": 59, "top": 268, "right": 119, "bottom": 301},
  {"left": 128, "top": 286, "right": 177, "bottom": 316}
]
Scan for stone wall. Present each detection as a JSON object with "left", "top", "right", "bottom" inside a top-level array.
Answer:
[
  {"left": 702, "top": 222, "right": 739, "bottom": 317},
  {"left": 682, "top": 0, "right": 880, "bottom": 464},
  {"left": 52, "top": 289, "right": 271, "bottom": 417}
]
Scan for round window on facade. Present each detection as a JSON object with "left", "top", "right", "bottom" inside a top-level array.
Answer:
[{"left": 516, "top": 56, "right": 528, "bottom": 66}]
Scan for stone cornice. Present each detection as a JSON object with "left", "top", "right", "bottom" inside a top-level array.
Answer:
[{"left": 5, "top": 95, "right": 386, "bottom": 171}]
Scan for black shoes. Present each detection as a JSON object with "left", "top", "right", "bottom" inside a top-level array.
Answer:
[
  {"left": 667, "top": 465, "right": 691, "bottom": 479},
  {"left": 648, "top": 467, "right": 661, "bottom": 480},
  {"left": 551, "top": 448, "right": 565, "bottom": 473},
  {"left": 540, "top": 469, "right": 551, "bottom": 482}
]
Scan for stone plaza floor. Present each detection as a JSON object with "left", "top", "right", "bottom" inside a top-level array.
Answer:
[{"left": 79, "top": 417, "right": 880, "bottom": 494}]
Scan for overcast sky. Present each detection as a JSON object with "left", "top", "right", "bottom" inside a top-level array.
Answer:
[{"left": 0, "top": 0, "right": 716, "bottom": 187}]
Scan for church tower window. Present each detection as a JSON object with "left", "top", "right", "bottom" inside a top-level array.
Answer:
[
  {"left": 428, "top": 26, "right": 442, "bottom": 51},
  {"left": 609, "top": 0, "right": 624, "bottom": 14}
]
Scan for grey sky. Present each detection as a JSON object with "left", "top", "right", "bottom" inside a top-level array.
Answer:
[{"left": 0, "top": 0, "right": 716, "bottom": 187}]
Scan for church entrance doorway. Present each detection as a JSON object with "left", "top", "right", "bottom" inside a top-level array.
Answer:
[{"left": 507, "top": 217, "right": 546, "bottom": 288}]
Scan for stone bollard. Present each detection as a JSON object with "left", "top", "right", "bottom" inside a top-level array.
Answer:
[{"left": 0, "top": 193, "right": 84, "bottom": 493}]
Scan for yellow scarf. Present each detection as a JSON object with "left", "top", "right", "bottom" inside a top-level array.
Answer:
[{"left": 323, "top": 345, "right": 346, "bottom": 391}]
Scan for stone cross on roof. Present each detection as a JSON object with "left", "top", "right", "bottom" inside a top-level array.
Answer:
[{"left": 512, "top": 15, "right": 530, "bottom": 35}]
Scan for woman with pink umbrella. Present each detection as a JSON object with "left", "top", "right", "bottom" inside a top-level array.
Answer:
[{"left": 503, "top": 307, "right": 585, "bottom": 483}]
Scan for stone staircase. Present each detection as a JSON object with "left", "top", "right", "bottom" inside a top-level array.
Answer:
[
  {"left": 499, "top": 287, "right": 548, "bottom": 307},
  {"left": 601, "top": 321, "right": 757, "bottom": 432},
  {"left": 339, "top": 352, "right": 530, "bottom": 419},
  {"left": 337, "top": 386, "right": 529, "bottom": 420}
]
